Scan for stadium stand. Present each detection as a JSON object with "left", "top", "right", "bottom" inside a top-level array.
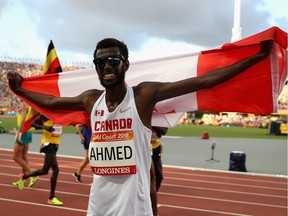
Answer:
[{"left": 0, "top": 61, "right": 88, "bottom": 111}]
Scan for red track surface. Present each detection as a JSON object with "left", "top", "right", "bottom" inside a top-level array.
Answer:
[{"left": 0, "top": 149, "right": 287, "bottom": 216}]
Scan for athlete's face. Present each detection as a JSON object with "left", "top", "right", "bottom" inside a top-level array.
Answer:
[{"left": 94, "top": 47, "right": 128, "bottom": 89}]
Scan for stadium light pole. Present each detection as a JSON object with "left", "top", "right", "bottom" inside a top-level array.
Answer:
[
  {"left": 231, "top": 0, "right": 242, "bottom": 42},
  {"left": 227, "top": 0, "right": 242, "bottom": 118}
]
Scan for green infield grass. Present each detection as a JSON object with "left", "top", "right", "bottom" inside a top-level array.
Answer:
[
  {"left": 166, "top": 124, "right": 286, "bottom": 139},
  {"left": 0, "top": 116, "right": 286, "bottom": 139},
  {"left": 0, "top": 116, "right": 77, "bottom": 134}
]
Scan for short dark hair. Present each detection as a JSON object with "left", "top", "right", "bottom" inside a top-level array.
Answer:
[{"left": 93, "top": 38, "right": 129, "bottom": 60}]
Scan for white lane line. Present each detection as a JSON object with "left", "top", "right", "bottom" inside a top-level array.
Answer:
[
  {"left": 157, "top": 204, "right": 253, "bottom": 216},
  {"left": 0, "top": 198, "right": 87, "bottom": 212},
  {"left": 159, "top": 192, "right": 287, "bottom": 209}
]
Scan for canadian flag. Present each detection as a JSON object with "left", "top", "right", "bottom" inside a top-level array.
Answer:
[
  {"left": 95, "top": 110, "right": 104, "bottom": 117},
  {"left": 13, "top": 26, "right": 287, "bottom": 127}
]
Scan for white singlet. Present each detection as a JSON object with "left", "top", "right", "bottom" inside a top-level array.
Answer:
[{"left": 87, "top": 87, "right": 153, "bottom": 216}]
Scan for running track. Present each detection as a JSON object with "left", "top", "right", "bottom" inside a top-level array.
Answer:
[{"left": 0, "top": 148, "right": 287, "bottom": 216}]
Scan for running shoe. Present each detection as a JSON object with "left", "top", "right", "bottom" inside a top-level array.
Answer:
[
  {"left": 73, "top": 172, "right": 81, "bottom": 182},
  {"left": 12, "top": 179, "right": 25, "bottom": 190},
  {"left": 28, "top": 176, "right": 38, "bottom": 187},
  {"left": 47, "top": 197, "right": 63, "bottom": 206},
  {"left": 13, "top": 173, "right": 25, "bottom": 190}
]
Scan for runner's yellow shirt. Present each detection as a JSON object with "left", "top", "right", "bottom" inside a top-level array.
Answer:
[
  {"left": 41, "top": 120, "right": 61, "bottom": 145},
  {"left": 16, "top": 113, "right": 22, "bottom": 130}
]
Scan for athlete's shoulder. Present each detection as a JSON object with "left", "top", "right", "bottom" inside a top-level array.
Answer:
[{"left": 82, "top": 89, "right": 103, "bottom": 97}]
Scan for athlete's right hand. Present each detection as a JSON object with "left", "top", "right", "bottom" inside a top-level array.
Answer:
[
  {"left": 259, "top": 40, "right": 273, "bottom": 59},
  {"left": 80, "top": 135, "right": 85, "bottom": 144},
  {"left": 7, "top": 72, "right": 23, "bottom": 91},
  {"left": 15, "top": 131, "right": 22, "bottom": 142}
]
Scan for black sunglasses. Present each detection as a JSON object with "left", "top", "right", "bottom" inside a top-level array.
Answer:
[{"left": 93, "top": 55, "right": 125, "bottom": 69}]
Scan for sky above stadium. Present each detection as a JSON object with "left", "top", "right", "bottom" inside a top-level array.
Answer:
[{"left": 0, "top": 0, "right": 287, "bottom": 65}]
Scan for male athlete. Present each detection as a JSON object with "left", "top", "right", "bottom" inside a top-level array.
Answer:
[{"left": 7, "top": 38, "right": 272, "bottom": 215}]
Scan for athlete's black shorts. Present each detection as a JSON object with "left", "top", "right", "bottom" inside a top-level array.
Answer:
[{"left": 40, "top": 143, "right": 58, "bottom": 154}]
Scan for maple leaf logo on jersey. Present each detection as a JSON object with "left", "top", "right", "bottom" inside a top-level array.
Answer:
[{"left": 95, "top": 110, "right": 104, "bottom": 116}]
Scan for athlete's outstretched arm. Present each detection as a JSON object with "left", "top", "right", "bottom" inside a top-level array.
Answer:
[
  {"left": 153, "top": 39, "right": 274, "bottom": 101},
  {"left": 7, "top": 72, "right": 85, "bottom": 111}
]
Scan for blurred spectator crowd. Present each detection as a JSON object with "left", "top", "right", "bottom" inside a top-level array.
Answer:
[
  {"left": 0, "top": 61, "right": 87, "bottom": 110},
  {"left": 181, "top": 112, "right": 286, "bottom": 128},
  {"left": 198, "top": 113, "right": 272, "bottom": 128}
]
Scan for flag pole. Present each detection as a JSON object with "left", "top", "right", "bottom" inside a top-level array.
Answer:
[
  {"left": 227, "top": 0, "right": 242, "bottom": 118},
  {"left": 231, "top": 0, "right": 242, "bottom": 42}
]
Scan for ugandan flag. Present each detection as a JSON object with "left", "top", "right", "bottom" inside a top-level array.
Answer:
[
  {"left": 41, "top": 40, "right": 63, "bottom": 75},
  {"left": 21, "top": 40, "right": 63, "bottom": 133}
]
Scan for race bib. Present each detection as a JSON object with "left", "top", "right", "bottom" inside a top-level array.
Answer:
[
  {"left": 89, "top": 130, "right": 136, "bottom": 176},
  {"left": 52, "top": 124, "right": 62, "bottom": 137}
]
